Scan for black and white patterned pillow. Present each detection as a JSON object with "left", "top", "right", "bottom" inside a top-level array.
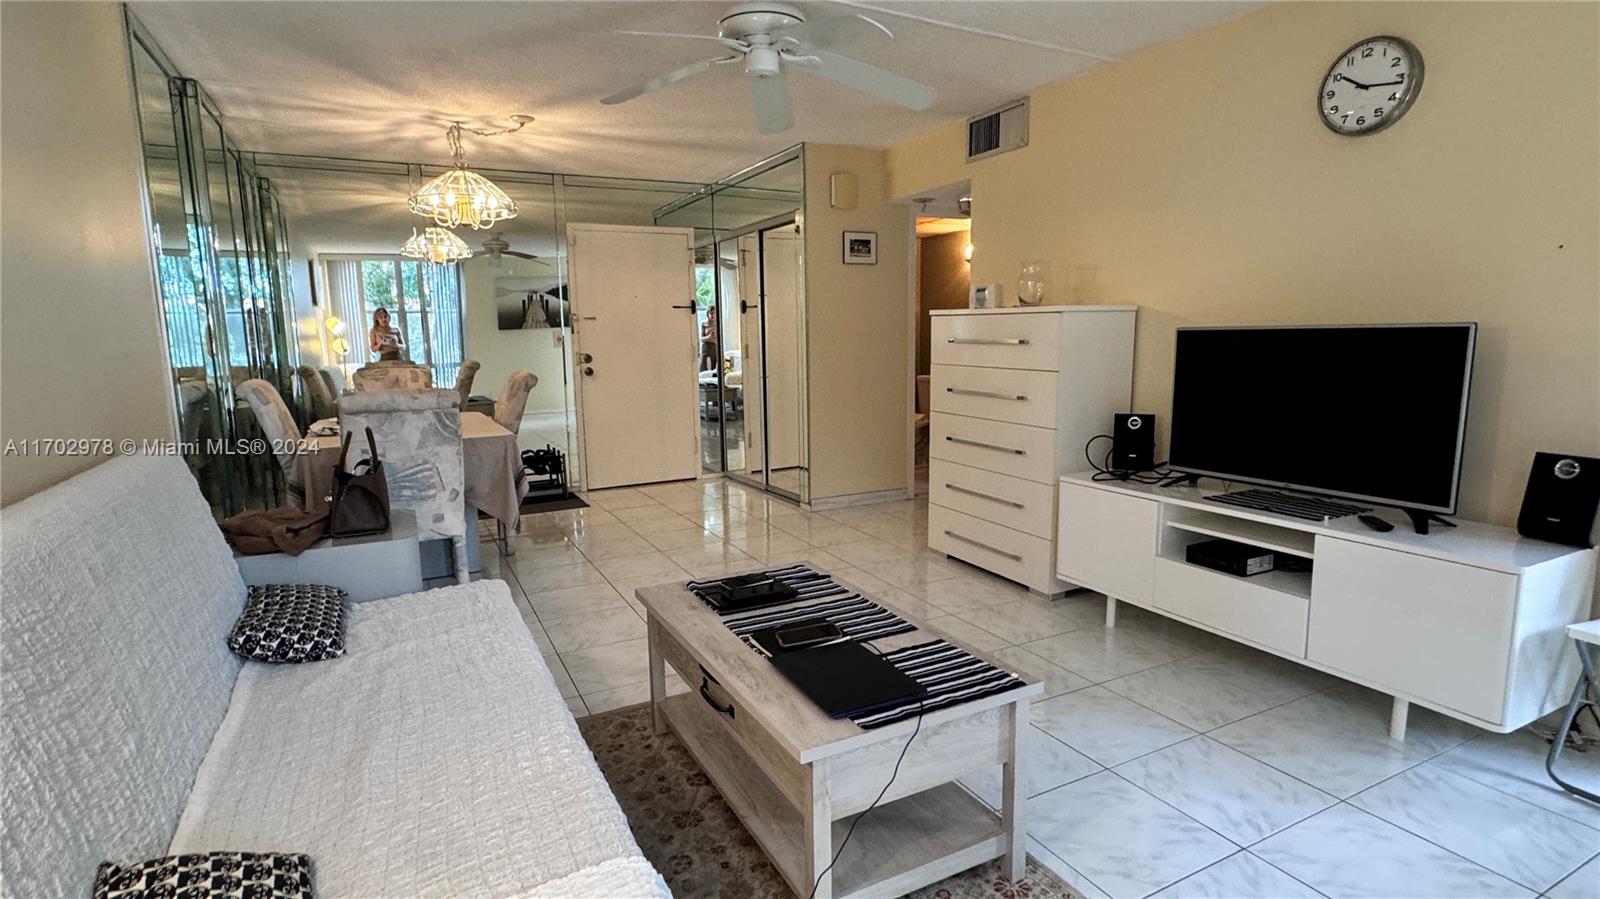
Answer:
[
  {"left": 227, "top": 584, "right": 347, "bottom": 663},
  {"left": 94, "top": 851, "right": 313, "bottom": 899}
]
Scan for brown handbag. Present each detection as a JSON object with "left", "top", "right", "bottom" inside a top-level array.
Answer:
[{"left": 327, "top": 426, "right": 391, "bottom": 537}]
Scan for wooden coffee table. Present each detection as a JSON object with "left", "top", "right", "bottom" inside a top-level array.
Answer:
[{"left": 637, "top": 569, "right": 1041, "bottom": 899}]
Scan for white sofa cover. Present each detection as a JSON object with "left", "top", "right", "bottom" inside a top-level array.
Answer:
[{"left": 1, "top": 455, "right": 668, "bottom": 899}]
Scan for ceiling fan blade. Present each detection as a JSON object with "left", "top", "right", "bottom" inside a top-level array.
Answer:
[
  {"left": 772, "top": 13, "right": 892, "bottom": 48},
  {"left": 750, "top": 74, "right": 793, "bottom": 134},
  {"left": 507, "top": 252, "right": 553, "bottom": 266},
  {"left": 793, "top": 49, "right": 935, "bottom": 110},
  {"left": 617, "top": 30, "right": 749, "bottom": 52},
  {"left": 601, "top": 56, "right": 740, "bottom": 105}
]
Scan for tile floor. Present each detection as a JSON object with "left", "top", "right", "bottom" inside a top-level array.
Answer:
[{"left": 476, "top": 476, "right": 1600, "bottom": 899}]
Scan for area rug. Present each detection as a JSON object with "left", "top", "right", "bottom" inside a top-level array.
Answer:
[{"left": 578, "top": 703, "right": 1081, "bottom": 899}]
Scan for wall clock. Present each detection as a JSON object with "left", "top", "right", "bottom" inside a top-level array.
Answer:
[{"left": 1319, "top": 35, "right": 1423, "bottom": 136}]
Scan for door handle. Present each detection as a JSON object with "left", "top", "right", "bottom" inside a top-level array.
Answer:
[
  {"left": 671, "top": 304, "right": 695, "bottom": 312},
  {"left": 582, "top": 366, "right": 594, "bottom": 376},
  {"left": 944, "top": 435, "right": 1026, "bottom": 455},
  {"left": 580, "top": 353, "right": 593, "bottom": 364},
  {"left": 944, "top": 483, "right": 1025, "bottom": 508},
  {"left": 943, "top": 530, "right": 1024, "bottom": 562},
  {"left": 946, "top": 387, "right": 1028, "bottom": 401},
  {"left": 740, "top": 300, "right": 757, "bottom": 314},
  {"left": 947, "top": 337, "right": 1031, "bottom": 346}
]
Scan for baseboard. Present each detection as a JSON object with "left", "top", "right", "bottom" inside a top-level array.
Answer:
[{"left": 804, "top": 487, "right": 910, "bottom": 512}]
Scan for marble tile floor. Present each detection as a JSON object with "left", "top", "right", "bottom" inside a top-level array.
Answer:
[{"left": 474, "top": 477, "right": 1600, "bottom": 899}]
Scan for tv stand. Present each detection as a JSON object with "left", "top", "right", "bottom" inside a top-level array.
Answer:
[
  {"left": 1056, "top": 473, "right": 1597, "bottom": 739},
  {"left": 1404, "top": 509, "right": 1458, "bottom": 535}
]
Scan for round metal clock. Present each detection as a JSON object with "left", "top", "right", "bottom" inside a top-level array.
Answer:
[{"left": 1319, "top": 35, "right": 1423, "bottom": 136}]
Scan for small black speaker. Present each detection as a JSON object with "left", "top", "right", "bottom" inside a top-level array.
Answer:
[
  {"left": 1518, "top": 452, "right": 1600, "bottom": 547},
  {"left": 1113, "top": 413, "right": 1156, "bottom": 472}
]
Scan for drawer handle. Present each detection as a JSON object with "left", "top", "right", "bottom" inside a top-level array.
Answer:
[
  {"left": 943, "top": 530, "right": 1024, "bottom": 562},
  {"left": 947, "top": 386, "right": 1028, "bottom": 401},
  {"left": 699, "top": 674, "right": 735, "bottom": 720},
  {"left": 945, "top": 435, "right": 1026, "bottom": 455},
  {"left": 947, "top": 337, "right": 1031, "bottom": 346},
  {"left": 945, "top": 483, "right": 1025, "bottom": 509}
]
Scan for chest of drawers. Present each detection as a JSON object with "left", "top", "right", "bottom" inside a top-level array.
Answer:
[{"left": 927, "top": 306, "right": 1136, "bottom": 595}]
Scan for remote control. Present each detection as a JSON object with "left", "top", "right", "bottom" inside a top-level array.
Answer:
[{"left": 1358, "top": 514, "right": 1394, "bottom": 533}]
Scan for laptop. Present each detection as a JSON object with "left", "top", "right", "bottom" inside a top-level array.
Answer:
[{"left": 768, "top": 641, "right": 927, "bottom": 719}]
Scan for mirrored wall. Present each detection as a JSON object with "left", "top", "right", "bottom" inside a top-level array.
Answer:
[
  {"left": 130, "top": 16, "right": 297, "bottom": 514},
  {"left": 661, "top": 149, "right": 808, "bottom": 501}
]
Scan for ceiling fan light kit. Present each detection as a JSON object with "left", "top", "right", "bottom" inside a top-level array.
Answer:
[{"left": 602, "top": 1, "right": 936, "bottom": 134}]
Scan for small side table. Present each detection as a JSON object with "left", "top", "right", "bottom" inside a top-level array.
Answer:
[
  {"left": 234, "top": 510, "right": 423, "bottom": 603},
  {"left": 1546, "top": 619, "right": 1600, "bottom": 803}
]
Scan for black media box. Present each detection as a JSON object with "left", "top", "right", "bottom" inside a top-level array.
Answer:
[{"left": 1185, "top": 539, "right": 1276, "bottom": 577}]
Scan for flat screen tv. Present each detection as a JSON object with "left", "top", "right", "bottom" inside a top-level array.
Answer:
[{"left": 1168, "top": 323, "right": 1477, "bottom": 514}]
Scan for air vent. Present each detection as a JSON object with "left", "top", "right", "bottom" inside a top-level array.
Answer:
[{"left": 967, "top": 98, "right": 1029, "bottom": 162}]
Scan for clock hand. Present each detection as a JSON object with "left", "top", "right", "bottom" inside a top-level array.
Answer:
[
  {"left": 1364, "top": 78, "right": 1405, "bottom": 88},
  {"left": 1340, "top": 75, "right": 1374, "bottom": 89}
]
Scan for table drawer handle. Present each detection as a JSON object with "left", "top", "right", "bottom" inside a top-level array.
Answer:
[
  {"left": 947, "top": 337, "right": 1030, "bottom": 346},
  {"left": 945, "top": 435, "right": 1026, "bottom": 455},
  {"left": 943, "top": 530, "right": 1024, "bottom": 562},
  {"left": 947, "top": 387, "right": 1028, "bottom": 401},
  {"left": 945, "top": 483, "right": 1025, "bottom": 509},
  {"left": 699, "top": 675, "right": 735, "bottom": 720}
]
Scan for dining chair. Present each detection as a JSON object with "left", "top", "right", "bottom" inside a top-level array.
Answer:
[
  {"left": 318, "top": 365, "right": 347, "bottom": 397},
  {"left": 352, "top": 361, "right": 433, "bottom": 392},
  {"left": 236, "top": 379, "right": 303, "bottom": 479},
  {"left": 338, "top": 388, "right": 469, "bottom": 584},
  {"left": 454, "top": 360, "right": 481, "bottom": 411},
  {"left": 493, "top": 370, "right": 539, "bottom": 435},
  {"left": 296, "top": 365, "right": 338, "bottom": 421}
]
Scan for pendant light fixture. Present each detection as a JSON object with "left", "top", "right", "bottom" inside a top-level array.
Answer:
[
  {"left": 401, "top": 226, "right": 474, "bottom": 264},
  {"left": 408, "top": 116, "right": 531, "bottom": 230}
]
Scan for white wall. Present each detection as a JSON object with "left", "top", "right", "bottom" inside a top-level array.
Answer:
[
  {"left": 460, "top": 256, "right": 568, "bottom": 414},
  {"left": 1, "top": 2, "right": 174, "bottom": 506}
]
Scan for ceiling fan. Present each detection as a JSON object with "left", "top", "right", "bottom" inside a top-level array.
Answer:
[
  {"left": 480, "top": 232, "right": 551, "bottom": 267},
  {"left": 601, "top": 2, "right": 936, "bottom": 134}
]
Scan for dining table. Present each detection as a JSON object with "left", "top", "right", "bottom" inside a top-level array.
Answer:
[{"left": 290, "top": 411, "right": 526, "bottom": 535}]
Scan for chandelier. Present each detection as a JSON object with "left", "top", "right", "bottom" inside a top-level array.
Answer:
[
  {"left": 401, "top": 226, "right": 473, "bottom": 264},
  {"left": 408, "top": 117, "right": 530, "bottom": 229}
]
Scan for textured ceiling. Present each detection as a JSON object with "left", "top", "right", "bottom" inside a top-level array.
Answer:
[{"left": 130, "top": 0, "right": 1259, "bottom": 183}]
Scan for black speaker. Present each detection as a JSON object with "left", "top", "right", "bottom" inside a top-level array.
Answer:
[
  {"left": 1113, "top": 413, "right": 1156, "bottom": 471},
  {"left": 1518, "top": 453, "right": 1600, "bottom": 547}
]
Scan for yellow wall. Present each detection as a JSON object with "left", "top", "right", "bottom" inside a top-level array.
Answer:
[
  {"left": 803, "top": 144, "right": 913, "bottom": 502},
  {"left": 1, "top": 3, "right": 174, "bottom": 506},
  {"left": 887, "top": 1, "right": 1599, "bottom": 526}
]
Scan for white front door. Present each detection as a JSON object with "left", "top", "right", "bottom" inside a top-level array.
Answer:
[{"left": 568, "top": 224, "right": 699, "bottom": 490}]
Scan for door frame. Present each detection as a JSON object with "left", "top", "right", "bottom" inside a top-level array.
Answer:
[{"left": 566, "top": 222, "right": 699, "bottom": 492}]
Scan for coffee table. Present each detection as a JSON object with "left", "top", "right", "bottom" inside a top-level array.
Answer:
[{"left": 637, "top": 568, "right": 1041, "bottom": 899}]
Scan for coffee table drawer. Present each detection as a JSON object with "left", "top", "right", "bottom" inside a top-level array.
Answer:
[{"left": 649, "top": 618, "right": 807, "bottom": 808}]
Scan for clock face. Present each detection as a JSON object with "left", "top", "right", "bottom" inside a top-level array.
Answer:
[{"left": 1320, "top": 36, "right": 1423, "bottom": 135}]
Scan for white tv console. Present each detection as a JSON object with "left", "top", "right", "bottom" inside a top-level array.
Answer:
[{"left": 1056, "top": 473, "right": 1597, "bottom": 739}]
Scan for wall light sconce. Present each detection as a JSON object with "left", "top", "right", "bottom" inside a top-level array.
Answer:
[{"left": 963, "top": 243, "right": 974, "bottom": 262}]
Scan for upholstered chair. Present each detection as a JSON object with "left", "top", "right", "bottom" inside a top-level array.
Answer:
[
  {"left": 454, "top": 359, "right": 481, "bottom": 411},
  {"left": 318, "top": 365, "right": 347, "bottom": 397},
  {"left": 236, "top": 379, "right": 303, "bottom": 478},
  {"left": 296, "top": 365, "right": 338, "bottom": 421},
  {"left": 352, "top": 361, "right": 433, "bottom": 392},
  {"left": 338, "top": 388, "right": 469, "bottom": 583},
  {"left": 493, "top": 370, "right": 539, "bottom": 435}
]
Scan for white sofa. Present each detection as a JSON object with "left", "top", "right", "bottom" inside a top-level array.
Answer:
[{"left": 0, "top": 455, "right": 669, "bottom": 899}]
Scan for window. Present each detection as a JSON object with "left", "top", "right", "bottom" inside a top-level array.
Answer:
[{"left": 350, "top": 256, "right": 464, "bottom": 386}]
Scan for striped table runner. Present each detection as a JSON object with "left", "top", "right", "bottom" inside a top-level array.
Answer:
[
  {"left": 849, "top": 640, "right": 1027, "bottom": 729},
  {"left": 688, "top": 564, "right": 915, "bottom": 644}
]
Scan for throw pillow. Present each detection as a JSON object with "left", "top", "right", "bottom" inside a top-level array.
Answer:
[
  {"left": 227, "top": 583, "right": 347, "bottom": 663},
  {"left": 94, "top": 851, "right": 313, "bottom": 899}
]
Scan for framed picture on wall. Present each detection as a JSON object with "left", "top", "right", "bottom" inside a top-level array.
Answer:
[{"left": 842, "top": 231, "right": 878, "bottom": 265}]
